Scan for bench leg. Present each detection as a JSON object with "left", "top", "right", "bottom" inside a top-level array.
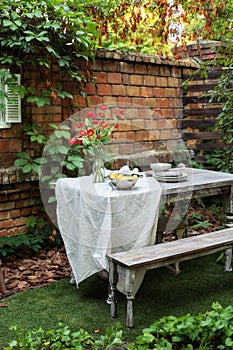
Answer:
[
  {"left": 109, "top": 260, "right": 118, "bottom": 319},
  {"left": 224, "top": 248, "right": 232, "bottom": 272},
  {"left": 125, "top": 269, "right": 136, "bottom": 328}
]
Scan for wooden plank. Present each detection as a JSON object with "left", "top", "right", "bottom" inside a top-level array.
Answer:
[
  {"left": 182, "top": 70, "right": 222, "bottom": 81},
  {"left": 195, "top": 143, "right": 225, "bottom": 151},
  {"left": 183, "top": 84, "right": 217, "bottom": 93},
  {"left": 108, "top": 229, "right": 233, "bottom": 268},
  {"left": 179, "top": 119, "right": 217, "bottom": 128},
  {"left": 182, "top": 131, "right": 224, "bottom": 140},
  {"left": 183, "top": 108, "right": 221, "bottom": 117},
  {"left": 183, "top": 96, "right": 226, "bottom": 105}
]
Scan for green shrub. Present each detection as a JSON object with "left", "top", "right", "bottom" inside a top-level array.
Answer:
[
  {"left": 4, "top": 303, "right": 233, "bottom": 349},
  {"left": 4, "top": 322, "right": 124, "bottom": 350},
  {"left": 0, "top": 215, "right": 62, "bottom": 259}
]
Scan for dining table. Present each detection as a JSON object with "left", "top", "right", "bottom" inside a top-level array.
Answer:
[
  {"left": 55, "top": 167, "right": 233, "bottom": 295},
  {"left": 55, "top": 174, "right": 162, "bottom": 295}
]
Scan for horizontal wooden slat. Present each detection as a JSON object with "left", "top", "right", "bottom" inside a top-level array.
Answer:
[
  {"left": 183, "top": 108, "right": 221, "bottom": 117},
  {"left": 183, "top": 84, "right": 217, "bottom": 93},
  {"left": 182, "top": 131, "right": 224, "bottom": 140},
  {"left": 182, "top": 70, "right": 222, "bottom": 81},
  {"left": 179, "top": 119, "right": 217, "bottom": 128},
  {"left": 195, "top": 143, "right": 225, "bottom": 151},
  {"left": 183, "top": 96, "right": 226, "bottom": 105}
]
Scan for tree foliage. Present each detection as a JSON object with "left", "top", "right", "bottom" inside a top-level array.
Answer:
[{"left": 0, "top": 0, "right": 98, "bottom": 106}]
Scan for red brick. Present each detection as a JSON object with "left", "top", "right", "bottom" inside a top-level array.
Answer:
[
  {"left": 94, "top": 72, "right": 107, "bottom": 83},
  {"left": 10, "top": 139, "right": 22, "bottom": 153},
  {"left": 145, "top": 98, "right": 158, "bottom": 108},
  {"left": 160, "top": 129, "right": 172, "bottom": 140},
  {"left": 102, "top": 96, "right": 117, "bottom": 104},
  {"left": 0, "top": 219, "right": 14, "bottom": 229},
  {"left": 130, "top": 75, "right": 143, "bottom": 86},
  {"left": 88, "top": 95, "right": 104, "bottom": 106},
  {"left": 140, "top": 87, "right": 154, "bottom": 98},
  {"left": 122, "top": 74, "right": 130, "bottom": 84},
  {"left": 21, "top": 207, "right": 32, "bottom": 216},
  {"left": 97, "top": 84, "right": 112, "bottom": 96},
  {"left": 153, "top": 88, "right": 165, "bottom": 97},
  {"left": 112, "top": 85, "right": 126, "bottom": 96},
  {"left": 84, "top": 83, "right": 96, "bottom": 95},
  {"left": 107, "top": 73, "right": 122, "bottom": 84},
  {"left": 131, "top": 98, "right": 146, "bottom": 106},
  {"left": 118, "top": 62, "right": 134, "bottom": 74},
  {"left": 134, "top": 64, "right": 148, "bottom": 75},
  {"left": 14, "top": 217, "right": 28, "bottom": 227},
  {"left": 135, "top": 130, "right": 149, "bottom": 142},
  {"left": 143, "top": 76, "right": 156, "bottom": 86},
  {"left": 10, "top": 209, "right": 21, "bottom": 218},
  {"left": 159, "top": 66, "right": 171, "bottom": 77},
  {"left": 156, "top": 77, "right": 168, "bottom": 87},
  {"left": 157, "top": 99, "right": 169, "bottom": 109},
  {"left": 117, "top": 96, "right": 132, "bottom": 104},
  {"left": 15, "top": 198, "right": 35, "bottom": 208},
  {"left": 148, "top": 65, "right": 160, "bottom": 76},
  {"left": 127, "top": 86, "right": 140, "bottom": 97},
  {"left": 0, "top": 139, "right": 10, "bottom": 153},
  {"left": 72, "top": 95, "right": 87, "bottom": 108},
  {"left": 0, "top": 211, "right": 10, "bottom": 220},
  {"left": 0, "top": 202, "right": 15, "bottom": 211}
]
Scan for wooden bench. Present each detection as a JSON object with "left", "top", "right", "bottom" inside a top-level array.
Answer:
[{"left": 107, "top": 228, "right": 233, "bottom": 328}]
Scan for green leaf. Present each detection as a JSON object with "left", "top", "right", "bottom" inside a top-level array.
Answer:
[
  {"left": 15, "top": 152, "right": 30, "bottom": 160},
  {"left": 14, "top": 159, "right": 29, "bottom": 167}
]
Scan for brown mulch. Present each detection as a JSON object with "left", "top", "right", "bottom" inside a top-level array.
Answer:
[{"left": 0, "top": 246, "right": 71, "bottom": 301}]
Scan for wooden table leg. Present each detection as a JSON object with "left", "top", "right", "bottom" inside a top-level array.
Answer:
[{"left": 109, "top": 260, "right": 118, "bottom": 319}]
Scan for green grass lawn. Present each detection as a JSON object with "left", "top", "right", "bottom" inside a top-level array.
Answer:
[{"left": 0, "top": 253, "right": 232, "bottom": 348}]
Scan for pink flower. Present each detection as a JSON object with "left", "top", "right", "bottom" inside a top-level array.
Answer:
[
  {"left": 76, "top": 122, "right": 83, "bottom": 128},
  {"left": 87, "top": 111, "right": 96, "bottom": 119},
  {"left": 93, "top": 119, "right": 99, "bottom": 124},
  {"left": 68, "top": 137, "right": 77, "bottom": 146},
  {"left": 100, "top": 105, "right": 107, "bottom": 110},
  {"left": 119, "top": 109, "right": 125, "bottom": 114}
]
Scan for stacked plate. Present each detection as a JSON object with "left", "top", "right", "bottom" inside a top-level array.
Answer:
[{"left": 153, "top": 170, "right": 188, "bottom": 182}]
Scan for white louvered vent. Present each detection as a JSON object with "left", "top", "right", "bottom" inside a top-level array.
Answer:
[
  {"left": 5, "top": 74, "right": 21, "bottom": 123},
  {"left": 0, "top": 71, "right": 21, "bottom": 127}
]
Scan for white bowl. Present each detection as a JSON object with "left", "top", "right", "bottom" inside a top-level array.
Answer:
[
  {"left": 109, "top": 173, "right": 139, "bottom": 190},
  {"left": 150, "top": 163, "right": 172, "bottom": 172}
]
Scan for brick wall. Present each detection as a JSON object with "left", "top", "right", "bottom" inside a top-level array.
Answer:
[{"left": 0, "top": 49, "right": 199, "bottom": 236}]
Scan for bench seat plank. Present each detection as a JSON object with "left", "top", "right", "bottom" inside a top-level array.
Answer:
[{"left": 108, "top": 228, "right": 233, "bottom": 268}]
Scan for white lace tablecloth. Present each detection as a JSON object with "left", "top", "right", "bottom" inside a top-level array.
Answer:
[{"left": 55, "top": 176, "right": 162, "bottom": 295}]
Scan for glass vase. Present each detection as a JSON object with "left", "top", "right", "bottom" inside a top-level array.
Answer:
[{"left": 92, "top": 144, "right": 105, "bottom": 183}]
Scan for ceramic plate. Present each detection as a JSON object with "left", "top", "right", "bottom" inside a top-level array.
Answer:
[{"left": 153, "top": 172, "right": 188, "bottom": 182}]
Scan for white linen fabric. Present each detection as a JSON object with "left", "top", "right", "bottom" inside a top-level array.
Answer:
[{"left": 55, "top": 176, "right": 162, "bottom": 295}]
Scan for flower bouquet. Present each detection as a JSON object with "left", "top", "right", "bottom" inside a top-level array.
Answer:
[{"left": 68, "top": 105, "right": 125, "bottom": 182}]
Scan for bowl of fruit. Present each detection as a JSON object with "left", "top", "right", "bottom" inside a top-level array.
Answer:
[{"left": 109, "top": 172, "right": 139, "bottom": 190}]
